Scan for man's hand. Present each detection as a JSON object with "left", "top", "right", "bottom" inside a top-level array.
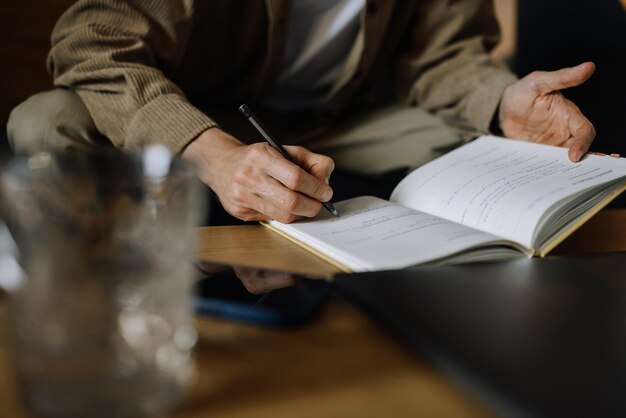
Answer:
[
  {"left": 233, "top": 267, "right": 296, "bottom": 294},
  {"left": 182, "top": 128, "right": 335, "bottom": 223},
  {"left": 499, "top": 62, "right": 596, "bottom": 162}
]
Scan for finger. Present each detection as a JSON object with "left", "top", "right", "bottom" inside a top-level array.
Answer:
[
  {"left": 254, "top": 143, "right": 334, "bottom": 200},
  {"left": 225, "top": 204, "right": 265, "bottom": 222},
  {"left": 233, "top": 188, "right": 311, "bottom": 223},
  {"left": 257, "top": 176, "right": 323, "bottom": 219},
  {"left": 267, "top": 155, "right": 334, "bottom": 203},
  {"left": 286, "top": 146, "right": 336, "bottom": 184},
  {"left": 233, "top": 267, "right": 296, "bottom": 294},
  {"left": 228, "top": 146, "right": 322, "bottom": 220},
  {"left": 530, "top": 62, "right": 595, "bottom": 95},
  {"left": 566, "top": 110, "right": 596, "bottom": 162}
]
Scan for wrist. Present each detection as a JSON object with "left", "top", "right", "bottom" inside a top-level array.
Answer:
[
  {"left": 183, "top": 127, "right": 243, "bottom": 158},
  {"left": 182, "top": 128, "right": 244, "bottom": 183},
  {"left": 497, "top": 85, "right": 515, "bottom": 137}
]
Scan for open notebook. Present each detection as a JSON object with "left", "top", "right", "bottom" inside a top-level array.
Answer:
[{"left": 264, "top": 136, "right": 626, "bottom": 272}]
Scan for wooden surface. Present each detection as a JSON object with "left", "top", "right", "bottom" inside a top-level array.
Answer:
[
  {"left": 198, "top": 209, "right": 626, "bottom": 277},
  {"left": 197, "top": 225, "right": 340, "bottom": 278},
  {"left": 2, "top": 209, "right": 625, "bottom": 418}
]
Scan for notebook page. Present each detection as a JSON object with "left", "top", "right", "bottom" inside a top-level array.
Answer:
[
  {"left": 267, "top": 196, "right": 508, "bottom": 271},
  {"left": 390, "top": 136, "right": 626, "bottom": 248}
]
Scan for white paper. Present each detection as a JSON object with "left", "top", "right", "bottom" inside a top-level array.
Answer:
[
  {"left": 269, "top": 196, "right": 505, "bottom": 271},
  {"left": 391, "top": 136, "right": 626, "bottom": 247}
]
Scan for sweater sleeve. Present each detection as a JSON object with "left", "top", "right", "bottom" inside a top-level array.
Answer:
[
  {"left": 395, "top": 0, "right": 518, "bottom": 138},
  {"left": 47, "top": 0, "right": 218, "bottom": 152}
]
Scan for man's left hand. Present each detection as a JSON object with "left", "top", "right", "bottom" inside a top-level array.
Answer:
[{"left": 499, "top": 62, "right": 596, "bottom": 162}]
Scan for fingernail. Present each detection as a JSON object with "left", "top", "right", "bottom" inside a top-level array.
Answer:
[
  {"left": 322, "top": 188, "right": 333, "bottom": 202},
  {"left": 573, "top": 148, "right": 583, "bottom": 162},
  {"left": 324, "top": 176, "right": 330, "bottom": 185}
]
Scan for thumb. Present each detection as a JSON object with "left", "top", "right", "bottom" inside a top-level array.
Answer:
[{"left": 530, "top": 62, "right": 595, "bottom": 95}]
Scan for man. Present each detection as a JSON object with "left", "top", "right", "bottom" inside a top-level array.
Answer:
[{"left": 7, "top": 1, "right": 595, "bottom": 223}]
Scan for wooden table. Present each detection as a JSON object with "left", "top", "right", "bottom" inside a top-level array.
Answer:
[{"left": 2, "top": 210, "right": 626, "bottom": 417}]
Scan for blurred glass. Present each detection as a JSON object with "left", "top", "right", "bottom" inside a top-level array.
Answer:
[{"left": 0, "top": 146, "right": 204, "bottom": 418}]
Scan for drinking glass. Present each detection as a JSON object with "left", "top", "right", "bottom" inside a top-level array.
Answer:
[{"left": 0, "top": 146, "right": 204, "bottom": 418}]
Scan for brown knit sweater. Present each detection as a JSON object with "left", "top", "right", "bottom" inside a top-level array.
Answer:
[{"left": 47, "top": 0, "right": 517, "bottom": 153}]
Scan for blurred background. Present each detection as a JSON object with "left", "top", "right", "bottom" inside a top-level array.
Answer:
[{"left": 1, "top": 0, "right": 625, "bottom": 156}]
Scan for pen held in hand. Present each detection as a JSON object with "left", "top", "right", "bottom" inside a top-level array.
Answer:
[{"left": 238, "top": 104, "right": 339, "bottom": 217}]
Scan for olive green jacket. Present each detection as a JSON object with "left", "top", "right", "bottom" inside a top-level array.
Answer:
[{"left": 48, "top": 0, "right": 517, "bottom": 152}]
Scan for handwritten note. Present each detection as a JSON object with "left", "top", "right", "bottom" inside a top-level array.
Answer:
[
  {"left": 391, "top": 136, "right": 626, "bottom": 247},
  {"left": 272, "top": 196, "right": 504, "bottom": 271}
]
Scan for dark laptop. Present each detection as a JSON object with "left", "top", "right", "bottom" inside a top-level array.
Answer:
[{"left": 334, "top": 254, "right": 626, "bottom": 417}]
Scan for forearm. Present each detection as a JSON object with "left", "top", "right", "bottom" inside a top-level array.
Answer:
[
  {"left": 71, "top": 87, "right": 217, "bottom": 153},
  {"left": 48, "top": 0, "right": 216, "bottom": 152},
  {"left": 395, "top": 0, "right": 518, "bottom": 136}
]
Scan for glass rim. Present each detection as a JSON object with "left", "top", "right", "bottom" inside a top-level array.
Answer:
[{"left": 0, "top": 146, "right": 197, "bottom": 187}]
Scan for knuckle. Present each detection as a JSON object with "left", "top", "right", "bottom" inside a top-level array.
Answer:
[
  {"left": 576, "top": 120, "right": 595, "bottom": 141},
  {"left": 526, "top": 71, "right": 543, "bottom": 90},
  {"left": 587, "top": 123, "right": 596, "bottom": 138},
  {"left": 246, "top": 143, "right": 268, "bottom": 161},
  {"left": 527, "top": 80, "right": 539, "bottom": 92},
  {"left": 240, "top": 213, "right": 258, "bottom": 222},
  {"left": 284, "top": 169, "right": 304, "bottom": 189},
  {"left": 230, "top": 205, "right": 260, "bottom": 222},
  {"left": 243, "top": 281, "right": 263, "bottom": 294},
  {"left": 308, "top": 201, "right": 323, "bottom": 217},
  {"left": 232, "top": 168, "right": 248, "bottom": 185},
  {"left": 312, "top": 180, "right": 325, "bottom": 199},
  {"left": 230, "top": 187, "right": 247, "bottom": 205},
  {"left": 229, "top": 204, "right": 246, "bottom": 218},
  {"left": 315, "top": 154, "right": 334, "bottom": 171},
  {"left": 276, "top": 212, "right": 296, "bottom": 224},
  {"left": 324, "top": 156, "right": 335, "bottom": 171},
  {"left": 280, "top": 193, "right": 299, "bottom": 212}
]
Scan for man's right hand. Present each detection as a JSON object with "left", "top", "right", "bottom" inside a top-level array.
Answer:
[{"left": 182, "top": 128, "right": 335, "bottom": 223}]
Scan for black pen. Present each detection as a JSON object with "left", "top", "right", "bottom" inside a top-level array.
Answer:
[{"left": 238, "top": 104, "right": 338, "bottom": 217}]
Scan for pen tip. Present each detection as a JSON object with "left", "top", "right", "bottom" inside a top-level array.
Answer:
[{"left": 323, "top": 202, "right": 339, "bottom": 217}]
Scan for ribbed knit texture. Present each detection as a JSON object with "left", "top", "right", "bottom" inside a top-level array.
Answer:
[
  {"left": 48, "top": 0, "right": 216, "bottom": 153},
  {"left": 47, "top": 0, "right": 517, "bottom": 152}
]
